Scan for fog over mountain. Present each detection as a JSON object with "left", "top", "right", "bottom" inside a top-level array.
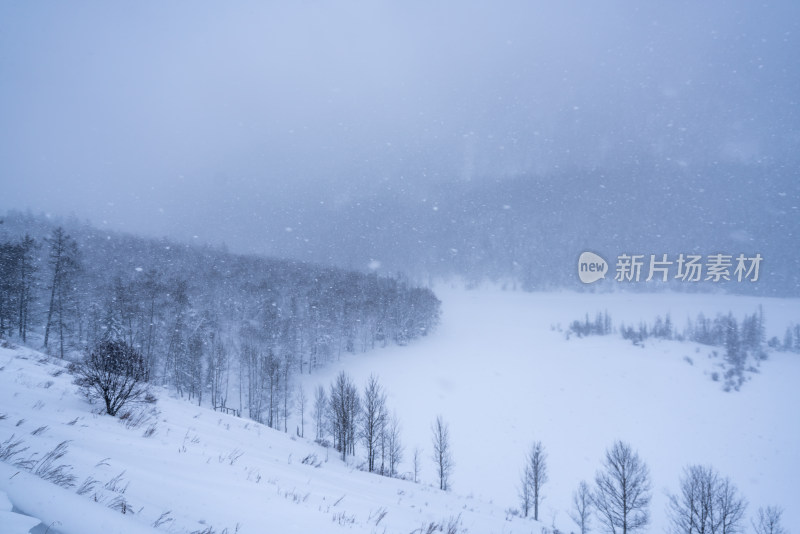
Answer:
[{"left": 1, "top": 1, "right": 798, "bottom": 288}]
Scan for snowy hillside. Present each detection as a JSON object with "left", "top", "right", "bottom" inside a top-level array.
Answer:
[
  {"left": 0, "top": 345, "right": 527, "bottom": 533},
  {"left": 2, "top": 286, "right": 799, "bottom": 533}
]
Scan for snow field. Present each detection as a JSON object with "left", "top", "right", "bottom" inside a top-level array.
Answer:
[
  {"left": 301, "top": 286, "right": 800, "bottom": 532},
  {"left": 1, "top": 287, "right": 798, "bottom": 533},
  {"left": 0, "top": 343, "right": 533, "bottom": 533}
]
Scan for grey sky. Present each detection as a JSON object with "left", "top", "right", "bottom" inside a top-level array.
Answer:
[{"left": 1, "top": 1, "right": 798, "bottom": 255}]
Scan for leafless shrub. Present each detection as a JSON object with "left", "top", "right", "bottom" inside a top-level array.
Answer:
[{"left": 71, "top": 340, "right": 151, "bottom": 416}]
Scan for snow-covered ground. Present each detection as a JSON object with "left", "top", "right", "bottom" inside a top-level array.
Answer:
[
  {"left": 1, "top": 286, "right": 799, "bottom": 533},
  {"left": 303, "top": 286, "right": 800, "bottom": 533},
  {"left": 0, "top": 345, "right": 516, "bottom": 533}
]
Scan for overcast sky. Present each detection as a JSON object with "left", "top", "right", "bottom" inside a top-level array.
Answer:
[{"left": 1, "top": 1, "right": 798, "bottom": 253}]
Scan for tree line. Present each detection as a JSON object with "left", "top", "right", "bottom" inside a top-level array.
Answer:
[
  {"left": 307, "top": 371, "right": 454, "bottom": 493},
  {"left": 0, "top": 214, "right": 440, "bottom": 428},
  {"left": 294, "top": 369, "right": 789, "bottom": 534},
  {"left": 513, "top": 439, "right": 786, "bottom": 534},
  {"left": 564, "top": 308, "right": 782, "bottom": 391}
]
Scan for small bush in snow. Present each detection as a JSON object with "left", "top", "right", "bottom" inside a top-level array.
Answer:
[{"left": 71, "top": 340, "right": 152, "bottom": 416}]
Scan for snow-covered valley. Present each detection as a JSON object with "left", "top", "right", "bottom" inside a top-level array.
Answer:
[{"left": 2, "top": 286, "right": 799, "bottom": 533}]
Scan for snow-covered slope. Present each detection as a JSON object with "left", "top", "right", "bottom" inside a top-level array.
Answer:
[
  {"left": 1, "top": 287, "right": 799, "bottom": 533},
  {"left": 0, "top": 343, "right": 530, "bottom": 533}
]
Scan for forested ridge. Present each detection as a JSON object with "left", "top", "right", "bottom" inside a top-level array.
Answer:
[{"left": 0, "top": 210, "right": 440, "bottom": 426}]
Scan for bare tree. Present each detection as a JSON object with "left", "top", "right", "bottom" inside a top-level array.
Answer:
[
  {"left": 668, "top": 465, "right": 717, "bottom": 534},
  {"left": 187, "top": 329, "right": 204, "bottom": 406},
  {"left": 16, "top": 234, "right": 37, "bottom": 342},
  {"left": 519, "top": 466, "right": 533, "bottom": 518},
  {"left": 716, "top": 476, "right": 747, "bottom": 534},
  {"left": 313, "top": 384, "right": 327, "bottom": 441},
  {"left": 593, "top": 440, "right": 651, "bottom": 534},
  {"left": 328, "top": 371, "right": 360, "bottom": 461},
  {"left": 207, "top": 339, "right": 229, "bottom": 411},
  {"left": 71, "top": 340, "right": 152, "bottom": 416},
  {"left": 345, "top": 377, "right": 360, "bottom": 458},
  {"left": 519, "top": 441, "right": 548, "bottom": 520},
  {"left": 0, "top": 240, "right": 21, "bottom": 337},
  {"left": 412, "top": 446, "right": 422, "bottom": 483},
  {"left": 295, "top": 385, "right": 307, "bottom": 438},
  {"left": 281, "top": 353, "right": 293, "bottom": 432},
  {"left": 568, "top": 480, "right": 593, "bottom": 534},
  {"left": 263, "top": 349, "right": 281, "bottom": 428},
  {"left": 361, "top": 374, "right": 387, "bottom": 472},
  {"left": 752, "top": 507, "right": 786, "bottom": 534},
  {"left": 386, "top": 411, "right": 403, "bottom": 477},
  {"left": 431, "top": 415, "right": 453, "bottom": 491},
  {"left": 667, "top": 465, "right": 747, "bottom": 534},
  {"left": 44, "top": 227, "right": 80, "bottom": 358}
]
